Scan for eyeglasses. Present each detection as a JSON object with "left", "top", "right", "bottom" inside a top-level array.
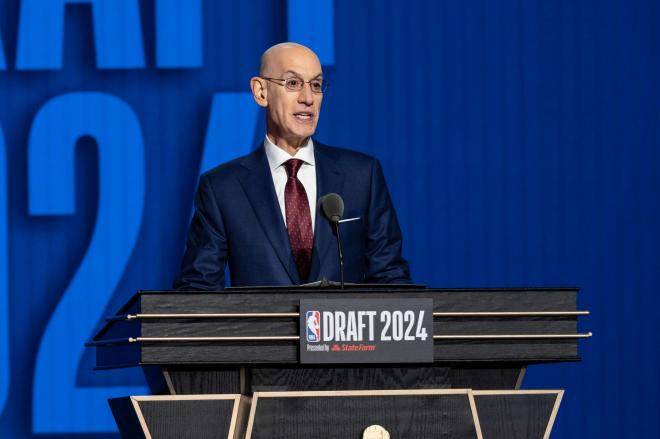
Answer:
[{"left": 260, "top": 76, "right": 327, "bottom": 93}]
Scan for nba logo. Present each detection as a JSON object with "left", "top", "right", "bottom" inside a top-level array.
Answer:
[{"left": 306, "top": 311, "right": 321, "bottom": 342}]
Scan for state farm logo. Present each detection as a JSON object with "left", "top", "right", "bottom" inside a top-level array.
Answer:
[{"left": 306, "top": 311, "right": 321, "bottom": 342}]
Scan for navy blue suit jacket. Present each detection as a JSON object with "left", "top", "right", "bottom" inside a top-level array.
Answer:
[{"left": 174, "top": 141, "right": 410, "bottom": 289}]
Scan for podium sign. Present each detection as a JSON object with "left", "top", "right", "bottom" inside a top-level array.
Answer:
[{"left": 299, "top": 298, "right": 433, "bottom": 364}]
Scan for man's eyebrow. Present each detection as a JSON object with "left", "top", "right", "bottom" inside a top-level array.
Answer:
[{"left": 282, "top": 70, "right": 323, "bottom": 79}]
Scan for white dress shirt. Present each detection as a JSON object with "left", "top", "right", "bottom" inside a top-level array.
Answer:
[{"left": 264, "top": 136, "right": 317, "bottom": 232}]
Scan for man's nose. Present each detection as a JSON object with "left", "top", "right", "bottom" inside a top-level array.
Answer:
[{"left": 298, "top": 82, "right": 314, "bottom": 105}]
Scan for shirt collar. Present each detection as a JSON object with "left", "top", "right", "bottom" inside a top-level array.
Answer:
[{"left": 264, "top": 135, "right": 315, "bottom": 172}]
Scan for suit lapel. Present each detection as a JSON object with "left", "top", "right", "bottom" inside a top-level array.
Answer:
[
  {"left": 236, "top": 147, "right": 299, "bottom": 284},
  {"left": 309, "top": 143, "right": 346, "bottom": 281}
]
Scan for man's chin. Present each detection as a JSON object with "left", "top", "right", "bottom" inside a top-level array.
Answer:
[{"left": 290, "top": 129, "right": 316, "bottom": 143}]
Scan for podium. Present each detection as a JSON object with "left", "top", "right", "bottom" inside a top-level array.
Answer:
[{"left": 90, "top": 287, "right": 590, "bottom": 438}]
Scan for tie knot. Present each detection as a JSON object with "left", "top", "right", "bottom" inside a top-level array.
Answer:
[{"left": 284, "top": 159, "right": 304, "bottom": 178}]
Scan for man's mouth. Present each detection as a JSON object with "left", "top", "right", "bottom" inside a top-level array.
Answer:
[{"left": 293, "top": 112, "right": 314, "bottom": 122}]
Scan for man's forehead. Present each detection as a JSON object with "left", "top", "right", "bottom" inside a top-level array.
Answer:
[{"left": 271, "top": 59, "right": 322, "bottom": 79}]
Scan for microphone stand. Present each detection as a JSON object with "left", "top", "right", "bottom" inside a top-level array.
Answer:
[{"left": 333, "top": 220, "right": 345, "bottom": 289}]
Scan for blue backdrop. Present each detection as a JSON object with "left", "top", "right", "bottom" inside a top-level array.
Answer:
[{"left": 0, "top": 0, "right": 658, "bottom": 437}]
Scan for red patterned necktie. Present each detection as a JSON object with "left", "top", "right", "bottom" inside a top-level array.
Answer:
[{"left": 284, "top": 159, "right": 313, "bottom": 282}]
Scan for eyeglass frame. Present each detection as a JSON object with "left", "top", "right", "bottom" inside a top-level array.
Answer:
[{"left": 260, "top": 76, "right": 328, "bottom": 93}]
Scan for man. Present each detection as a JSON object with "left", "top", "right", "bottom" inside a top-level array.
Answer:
[{"left": 174, "top": 43, "right": 410, "bottom": 289}]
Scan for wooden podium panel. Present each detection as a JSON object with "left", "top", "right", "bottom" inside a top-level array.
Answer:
[
  {"left": 92, "top": 288, "right": 586, "bottom": 368},
  {"left": 473, "top": 390, "right": 563, "bottom": 439},
  {"left": 249, "top": 366, "right": 452, "bottom": 392},
  {"left": 245, "top": 389, "right": 482, "bottom": 439},
  {"left": 109, "top": 395, "right": 249, "bottom": 439}
]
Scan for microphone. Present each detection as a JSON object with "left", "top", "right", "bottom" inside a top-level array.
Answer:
[
  {"left": 318, "top": 193, "right": 345, "bottom": 289},
  {"left": 319, "top": 193, "right": 344, "bottom": 223}
]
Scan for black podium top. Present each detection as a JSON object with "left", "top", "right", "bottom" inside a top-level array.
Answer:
[{"left": 89, "top": 287, "right": 589, "bottom": 369}]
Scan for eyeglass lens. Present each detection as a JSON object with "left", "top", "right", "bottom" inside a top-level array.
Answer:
[{"left": 284, "top": 78, "right": 324, "bottom": 93}]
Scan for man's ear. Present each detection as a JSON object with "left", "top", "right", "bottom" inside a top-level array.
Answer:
[{"left": 250, "top": 77, "right": 268, "bottom": 108}]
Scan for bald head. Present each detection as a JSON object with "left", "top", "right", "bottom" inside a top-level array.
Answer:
[{"left": 259, "top": 42, "right": 321, "bottom": 77}]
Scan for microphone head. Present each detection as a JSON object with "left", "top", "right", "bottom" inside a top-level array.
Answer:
[{"left": 318, "top": 193, "right": 344, "bottom": 223}]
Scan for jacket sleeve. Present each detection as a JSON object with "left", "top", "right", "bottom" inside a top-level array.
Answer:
[
  {"left": 173, "top": 174, "right": 228, "bottom": 290},
  {"left": 363, "top": 159, "right": 412, "bottom": 284}
]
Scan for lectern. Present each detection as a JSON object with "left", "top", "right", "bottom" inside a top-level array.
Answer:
[{"left": 90, "top": 287, "right": 590, "bottom": 438}]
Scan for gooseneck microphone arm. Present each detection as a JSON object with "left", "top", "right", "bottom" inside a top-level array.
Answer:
[
  {"left": 333, "top": 220, "right": 345, "bottom": 289},
  {"left": 318, "top": 193, "right": 346, "bottom": 289}
]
